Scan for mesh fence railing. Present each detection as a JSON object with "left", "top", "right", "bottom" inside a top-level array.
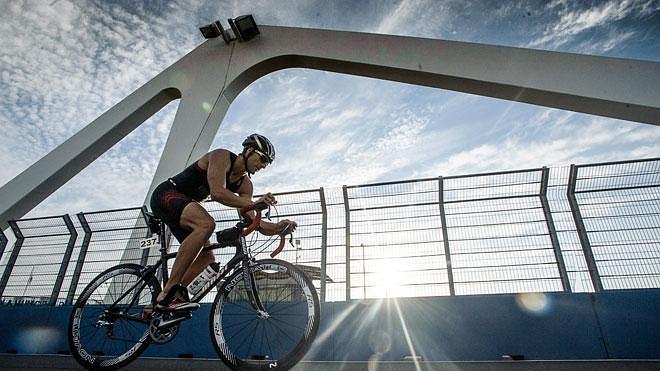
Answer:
[
  {"left": 344, "top": 178, "right": 446, "bottom": 299},
  {"left": 571, "top": 159, "right": 660, "bottom": 290},
  {"left": 546, "top": 166, "right": 595, "bottom": 292},
  {"left": 1, "top": 158, "right": 659, "bottom": 304},
  {"left": 444, "top": 169, "right": 566, "bottom": 295},
  {"left": 0, "top": 215, "right": 77, "bottom": 305}
]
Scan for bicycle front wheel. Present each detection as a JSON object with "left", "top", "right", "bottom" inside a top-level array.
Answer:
[
  {"left": 210, "top": 259, "right": 320, "bottom": 371},
  {"left": 68, "top": 263, "right": 160, "bottom": 370}
]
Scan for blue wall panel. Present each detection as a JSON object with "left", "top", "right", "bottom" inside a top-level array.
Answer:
[
  {"left": 0, "top": 290, "right": 658, "bottom": 361},
  {"left": 592, "top": 289, "right": 660, "bottom": 359},
  {"left": 323, "top": 294, "right": 607, "bottom": 361}
]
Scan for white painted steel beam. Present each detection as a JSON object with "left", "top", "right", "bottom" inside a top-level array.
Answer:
[{"left": 1, "top": 25, "right": 658, "bottom": 227}]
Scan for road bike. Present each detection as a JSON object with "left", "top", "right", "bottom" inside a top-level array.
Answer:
[{"left": 68, "top": 205, "right": 320, "bottom": 370}]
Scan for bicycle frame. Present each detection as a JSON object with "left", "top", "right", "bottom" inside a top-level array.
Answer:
[
  {"left": 144, "top": 219, "right": 267, "bottom": 311},
  {"left": 103, "top": 213, "right": 270, "bottom": 320}
]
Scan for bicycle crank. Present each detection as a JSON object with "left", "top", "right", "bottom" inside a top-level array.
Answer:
[
  {"left": 149, "top": 312, "right": 192, "bottom": 343},
  {"left": 149, "top": 321, "right": 179, "bottom": 344}
]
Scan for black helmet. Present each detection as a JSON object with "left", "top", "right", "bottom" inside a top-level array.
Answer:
[{"left": 242, "top": 133, "right": 275, "bottom": 163}]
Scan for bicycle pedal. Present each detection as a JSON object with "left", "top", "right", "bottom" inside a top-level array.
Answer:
[
  {"left": 155, "top": 302, "right": 200, "bottom": 313},
  {"left": 153, "top": 314, "right": 189, "bottom": 330}
]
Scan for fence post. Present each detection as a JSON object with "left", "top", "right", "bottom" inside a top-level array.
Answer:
[
  {"left": 67, "top": 213, "right": 92, "bottom": 304},
  {"left": 0, "top": 221, "right": 24, "bottom": 300},
  {"left": 50, "top": 215, "right": 78, "bottom": 305},
  {"left": 0, "top": 229, "right": 7, "bottom": 263},
  {"left": 540, "top": 167, "right": 572, "bottom": 292},
  {"left": 342, "top": 185, "right": 351, "bottom": 301},
  {"left": 319, "top": 187, "right": 328, "bottom": 303},
  {"left": 438, "top": 177, "right": 455, "bottom": 296},
  {"left": 139, "top": 206, "right": 152, "bottom": 267},
  {"left": 567, "top": 164, "right": 603, "bottom": 292}
]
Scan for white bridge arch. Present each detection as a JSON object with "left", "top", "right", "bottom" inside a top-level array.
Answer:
[{"left": 1, "top": 25, "right": 659, "bottom": 227}]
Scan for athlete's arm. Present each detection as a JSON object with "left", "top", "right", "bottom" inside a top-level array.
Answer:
[
  {"left": 237, "top": 180, "right": 295, "bottom": 236},
  {"left": 207, "top": 150, "right": 253, "bottom": 209}
]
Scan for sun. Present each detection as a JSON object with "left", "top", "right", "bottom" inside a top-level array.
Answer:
[{"left": 372, "top": 260, "right": 403, "bottom": 297}]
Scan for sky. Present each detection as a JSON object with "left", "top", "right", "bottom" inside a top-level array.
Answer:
[{"left": 1, "top": 0, "right": 659, "bottom": 219}]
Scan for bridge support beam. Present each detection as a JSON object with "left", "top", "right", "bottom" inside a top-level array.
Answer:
[{"left": 0, "top": 26, "right": 658, "bottom": 226}]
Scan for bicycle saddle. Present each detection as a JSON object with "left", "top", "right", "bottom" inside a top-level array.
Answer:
[{"left": 144, "top": 211, "right": 162, "bottom": 235}]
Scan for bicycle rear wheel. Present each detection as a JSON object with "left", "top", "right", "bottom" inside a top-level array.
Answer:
[
  {"left": 68, "top": 263, "right": 160, "bottom": 370},
  {"left": 210, "top": 259, "right": 320, "bottom": 371}
]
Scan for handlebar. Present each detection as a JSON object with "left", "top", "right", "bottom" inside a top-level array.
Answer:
[
  {"left": 239, "top": 202, "right": 289, "bottom": 258},
  {"left": 239, "top": 202, "right": 266, "bottom": 236},
  {"left": 270, "top": 235, "right": 286, "bottom": 258}
]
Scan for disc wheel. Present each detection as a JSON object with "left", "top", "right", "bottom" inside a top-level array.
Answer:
[
  {"left": 210, "top": 259, "right": 320, "bottom": 370},
  {"left": 68, "top": 264, "right": 160, "bottom": 370}
]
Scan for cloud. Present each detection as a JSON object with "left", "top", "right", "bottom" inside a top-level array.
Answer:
[
  {"left": 576, "top": 30, "right": 638, "bottom": 54},
  {"left": 373, "top": 0, "right": 453, "bottom": 37},
  {"left": 0, "top": 0, "right": 195, "bottom": 217},
  {"left": 528, "top": 0, "right": 658, "bottom": 50},
  {"left": 424, "top": 109, "right": 660, "bottom": 176}
]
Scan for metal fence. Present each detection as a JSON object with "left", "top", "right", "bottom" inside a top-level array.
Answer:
[
  {"left": 341, "top": 168, "right": 571, "bottom": 299},
  {"left": 66, "top": 207, "right": 152, "bottom": 304},
  {"left": 0, "top": 215, "right": 76, "bottom": 305},
  {"left": 0, "top": 158, "right": 658, "bottom": 304},
  {"left": 569, "top": 159, "right": 660, "bottom": 290}
]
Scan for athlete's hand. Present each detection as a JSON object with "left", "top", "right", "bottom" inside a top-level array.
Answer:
[
  {"left": 277, "top": 219, "right": 297, "bottom": 235},
  {"left": 253, "top": 192, "right": 277, "bottom": 210}
]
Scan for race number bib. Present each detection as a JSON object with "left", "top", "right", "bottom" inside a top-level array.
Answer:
[{"left": 138, "top": 235, "right": 160, "bottom": 249}]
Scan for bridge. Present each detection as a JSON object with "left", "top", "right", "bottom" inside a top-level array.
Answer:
[{"left": 0, "top": 22, "right": 659, "bottom": 371}]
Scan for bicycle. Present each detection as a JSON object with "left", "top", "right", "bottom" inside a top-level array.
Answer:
[{"left": 68, "top": 205, "right": 320, "bottom": 371}]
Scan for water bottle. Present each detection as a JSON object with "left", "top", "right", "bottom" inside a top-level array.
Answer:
[{"left": 188, "top": 262, "right": 221, "bottom": 295}]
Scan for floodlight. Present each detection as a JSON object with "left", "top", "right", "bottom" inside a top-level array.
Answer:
[
  {"left": 228, "top": 15, "right": 260, "bottom": 42},
  {"left": 199, "top": 21, "right": 222, "bottom": 39},
  {"left": 218, "top": 21, "right": 234, "bottom": 44},
  {"left": 200, "top": 15, "right": 259, "bottom": 44}
]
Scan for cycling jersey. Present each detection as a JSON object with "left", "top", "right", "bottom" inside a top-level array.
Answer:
[
  {"left": 150, "top": 151, "right": 246, "bottom": 242},
  {"left": 169, "top": 152, "right": 245, "bottom": 200}
]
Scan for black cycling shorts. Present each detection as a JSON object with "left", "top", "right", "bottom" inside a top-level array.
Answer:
[{"left": 150, "top": 181, "right": 196, "bottom": 243}]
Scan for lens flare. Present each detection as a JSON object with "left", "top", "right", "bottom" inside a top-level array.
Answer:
[
  {"left": 305, "top": 300, "right": 361, "bottom": 359},
  {"left": 202, "top": 101, "right": 213, "bottom": 113},
  {"left": 368, "top": 353, "right": 382, "bottom": 371},
  {"left": 16, "top": 326, "right": 59, "bottom": 353},
  {"left": 392, "top": 298, "right": 422, "bottom": 371},
  {"left": 515, "top": 292, "right": 552, "bottom": 315},
  {"left": 368, "top": 329, "right": 392, "bottom": 354},
  {"left": 354, "top": 299, "right": 385, "bottom": 337}
]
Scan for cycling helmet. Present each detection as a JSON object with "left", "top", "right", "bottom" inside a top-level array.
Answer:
[{"left": 242, "top": 133, "right": 275, "bottom": 163}]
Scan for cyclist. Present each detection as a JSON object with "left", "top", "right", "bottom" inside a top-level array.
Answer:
[{"left": 149, "top": 133, "right": 297, "bottom": 311}]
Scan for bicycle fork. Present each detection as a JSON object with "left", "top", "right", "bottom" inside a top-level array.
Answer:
[{"left": 243, "top": 264, "right": 269, "bottom": 317}]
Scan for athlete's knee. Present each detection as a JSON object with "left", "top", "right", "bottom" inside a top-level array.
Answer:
[
  {"left": 199, "top": 249, "right": 216, "bottom": 264},
  {"left": 196, "top": 218, "right": 216, "bottom": 236}
]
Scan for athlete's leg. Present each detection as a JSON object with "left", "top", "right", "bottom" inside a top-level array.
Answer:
[
  {"left": 158, "top": 203, "right": 215, "bottom": 302},
  {"left": 181, "top": 248, "right": 216, "bottom": 287}
]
